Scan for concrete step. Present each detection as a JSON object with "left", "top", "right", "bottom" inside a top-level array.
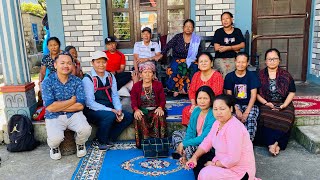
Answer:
[
  {"left": 33, "top": 120, "right": 185, "bottom": 144},
  {"left": 294, "top": 125, "right": 320, "bottom": 154},
  {"left": 295, "top": 116, "right": 320, "bottom": 126}
]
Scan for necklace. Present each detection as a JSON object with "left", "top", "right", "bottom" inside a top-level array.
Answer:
[{"left": 143, "top": 85, "right": 152, "bottom": 100}]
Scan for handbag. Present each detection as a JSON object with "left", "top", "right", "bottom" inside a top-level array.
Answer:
[
  {"left": 141, "top": 137, "right": 170, "bottom": 158},
  {"left": 32, "top": 106, "right": 45, "bottom": 121}
]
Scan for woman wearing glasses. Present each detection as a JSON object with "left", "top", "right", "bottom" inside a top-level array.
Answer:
[{"left": 257, "top": 48, "right": 296, "bottom": 156}]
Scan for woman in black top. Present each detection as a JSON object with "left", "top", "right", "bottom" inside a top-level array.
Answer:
[{"left": 213, "top": 12, "right": 245, "bottom": 78}]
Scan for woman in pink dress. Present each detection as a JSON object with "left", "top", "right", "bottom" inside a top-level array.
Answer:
[
  {"left": 181, "top": 52, "right": 224, "bottom": 126},
  {"left": 186, "top": 94, "right": 259, "bottom": 180}
]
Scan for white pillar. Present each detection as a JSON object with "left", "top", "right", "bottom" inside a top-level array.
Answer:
[{"left": 0, "top": 0, "right": 37, "bottom": 143}]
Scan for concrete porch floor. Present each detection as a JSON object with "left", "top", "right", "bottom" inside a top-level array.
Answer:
[
  {"left": 295, "top": 82, "right": 320, "bottom": 96},
  {"left": 1, "top": 140, "right": 320, "bottom": 180}
]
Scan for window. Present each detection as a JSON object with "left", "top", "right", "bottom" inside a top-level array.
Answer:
[{"left": 107, "top": 0, "right": 190, "bottom": 48}]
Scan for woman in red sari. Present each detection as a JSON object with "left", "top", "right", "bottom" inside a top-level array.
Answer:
[
  {"left": 131, "top": 62, "right": 167, "bottom": 148},
  {"left": 182, "top": 52, "right": 224, "bottom": 126}
]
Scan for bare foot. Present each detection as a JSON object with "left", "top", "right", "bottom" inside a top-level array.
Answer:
[
  {"left": 268, "top": 145, "right": 276, "bottom": 156},
  {"left": 179, "top": 156, "right": 187, "bottom": 165},
  {"left": 173, "top": 92, "right": 179, "bottom": 97},
  {"left": 275, "top": 145, "right": 280, "bottom": 155}
]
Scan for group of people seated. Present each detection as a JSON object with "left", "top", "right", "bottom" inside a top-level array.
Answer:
[{"left": 38, "top": 11, "right": 296, "bottom": 180}]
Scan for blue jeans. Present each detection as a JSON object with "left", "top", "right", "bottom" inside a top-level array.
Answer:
[{"left": 84, "top": 109, "right": 133, "bottom": 144}]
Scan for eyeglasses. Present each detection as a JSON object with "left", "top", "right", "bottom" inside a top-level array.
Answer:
[{"left": 266, "top": 58, "right": 279, "bottom": 62}]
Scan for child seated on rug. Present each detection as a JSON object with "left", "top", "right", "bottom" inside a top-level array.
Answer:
[
  {"left": 130, "top": 62, "right": 167, "bottom": 148},
  {"left": 171, "top": 86, "right": 216, "bottom": 166}
]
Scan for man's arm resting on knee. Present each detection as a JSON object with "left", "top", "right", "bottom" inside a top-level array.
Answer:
[{"left": 46, "top": 96, "right": 76, "bottom": 112}]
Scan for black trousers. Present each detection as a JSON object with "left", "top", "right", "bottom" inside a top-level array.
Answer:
[
  {"left": 115, "top": 72, "right": 132, "bottom": 90},
  {"left": 193, "top": 150, "right": 215, "bottom": 179}
]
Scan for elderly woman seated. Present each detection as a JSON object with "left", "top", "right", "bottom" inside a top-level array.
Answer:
[{"left": 130, "top": 62, "right": 167, "bottom": 148}]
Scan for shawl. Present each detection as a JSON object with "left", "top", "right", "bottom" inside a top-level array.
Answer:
[
  {"left": 186, "top": 32, "right": 201, "bottom": 67},
  {"left": 259, "top": 67, "right": 293, "bottom": 101}
]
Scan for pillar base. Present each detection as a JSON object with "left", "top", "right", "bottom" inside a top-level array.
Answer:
[
  {"left": 0, "top": 82, "right": 37, "bottom": 144},
  {"left": 0, "top": 82, "right": 37, "bottom": 121}
]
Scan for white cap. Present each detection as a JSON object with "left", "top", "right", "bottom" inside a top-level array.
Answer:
[{"left": 91, "top": 51, "right": 108, "bottom": 61}]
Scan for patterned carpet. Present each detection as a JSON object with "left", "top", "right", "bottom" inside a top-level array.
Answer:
[
  {"left": 293, "top": 96, "right": 320, "bottom": 117},
  {"left": 72, "top": 142, "right": 194, "bottom": 180},
  {"left": 165, "top": 99, "right": 190, "bottom": 122},
  {"left": 164, "top": 96, "right": 320, "bottom": 118}
]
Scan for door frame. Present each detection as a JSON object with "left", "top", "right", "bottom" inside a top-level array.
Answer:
[{"left": 251, "top": 0, "right": 312, "bottom": 81}]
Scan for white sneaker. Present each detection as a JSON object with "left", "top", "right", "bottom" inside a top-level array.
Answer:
[
  {"left": 50, "top": 147, "right": 61, "bottom": 160},
  {"left": 77, "top": 144, "right": 87, "bottom": 158}
]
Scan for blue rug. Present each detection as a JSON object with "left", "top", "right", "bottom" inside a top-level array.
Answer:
[
  {"left": 72, "top": 142, "right": 195, "bottom": 180},
  {"left": 165, "top": 99, "right": 190, "bottom": 123}
]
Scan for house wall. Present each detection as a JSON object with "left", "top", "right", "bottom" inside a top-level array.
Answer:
[
  {"left": 46, "top": 0, "right": 320, "bottom": 85},
  {"left": 309, "top": 0, "right": 320, "bottom": 84},
  {"left": 21, "top": 13, "right": 45, "bottom": 54},
  {"left": 53, "top": 0, "right": 238, "bottom": 72},
  {"left": 60, "top": 0, "right": 104, "bottom": 72},
  {"left": 195, "top": 0, "right": 235, "bottom": 37}
]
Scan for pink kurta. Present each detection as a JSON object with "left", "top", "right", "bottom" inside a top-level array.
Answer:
[{"left": 198, "top": 116, "right": 259, "bottom": 180}]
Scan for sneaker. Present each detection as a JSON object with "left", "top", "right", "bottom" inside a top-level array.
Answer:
[
  {"left": 50, "top": 147, "right": 61, "bottom": 160},
  {"left": 92, "top": 140, "right": 100, "bottom": 148},
  {"left": 76, "top": 144, "right": 87, "bottom": 158}
]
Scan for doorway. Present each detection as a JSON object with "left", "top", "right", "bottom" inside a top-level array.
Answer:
[{"left": 252, "top": 0, "right": 311, "bottom": 81}]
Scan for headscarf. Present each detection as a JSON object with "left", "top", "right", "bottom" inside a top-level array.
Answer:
[{"left": 139, "top": 61, "right": 155, "bottom": 72}]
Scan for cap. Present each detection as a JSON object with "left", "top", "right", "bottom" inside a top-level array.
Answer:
[
  {"left": 141, "top": 27, "right": 152, "bottom": 34},
  {"left": 104, "top": 36, "right": 116, "bottom": 44},
  {"left": 91, "top": 51, "right": 107, "bottom": 61}
]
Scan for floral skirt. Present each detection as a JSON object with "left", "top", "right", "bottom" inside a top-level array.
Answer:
[
  {"left": 166, "top": 57, "right": 198, "bottom": 93},
  {"left": 134, "top": 109, "right": 167, "bottom": 148}
]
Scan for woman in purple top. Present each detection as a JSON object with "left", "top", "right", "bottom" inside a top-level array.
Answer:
[{"left": 155, "top": 19, "right": 201, "bottom": 97}]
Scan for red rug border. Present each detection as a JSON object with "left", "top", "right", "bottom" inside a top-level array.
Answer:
[{"left": 293, "top": 96, "right": 320, "bottom": 117}]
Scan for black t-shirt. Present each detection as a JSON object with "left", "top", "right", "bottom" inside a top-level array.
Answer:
[
  {"left": 213, "top": 27, "right": 245, "bottom": 58},
  {"left": 224, "top": 71, "right": 261, "bottom": 105}
]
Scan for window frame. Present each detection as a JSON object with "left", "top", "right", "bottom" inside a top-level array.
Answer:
[{"left": 106, "top": 0, "right": 190, "bottom": 48}]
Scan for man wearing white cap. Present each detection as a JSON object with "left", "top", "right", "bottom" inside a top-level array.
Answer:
[{"left": 82, "top": 51, "right": 133, "bottom": 150}]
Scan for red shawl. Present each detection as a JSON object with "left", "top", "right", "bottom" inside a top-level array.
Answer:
[{"left": 259, "top": 67, "right": 293, "bottom": 102}]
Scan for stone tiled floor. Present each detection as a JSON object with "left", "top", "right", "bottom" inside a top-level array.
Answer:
[{"left": 296, "top": 82, "right": 320, "bottom": 96}]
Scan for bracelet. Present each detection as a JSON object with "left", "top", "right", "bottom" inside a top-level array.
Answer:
[{"left": 264, "top": 102, "right": 268, "bottom": 105}]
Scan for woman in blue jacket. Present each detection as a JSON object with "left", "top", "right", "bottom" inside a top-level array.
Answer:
[{"left": 172, "top": 86, "right": 216, "bottom": 164}]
